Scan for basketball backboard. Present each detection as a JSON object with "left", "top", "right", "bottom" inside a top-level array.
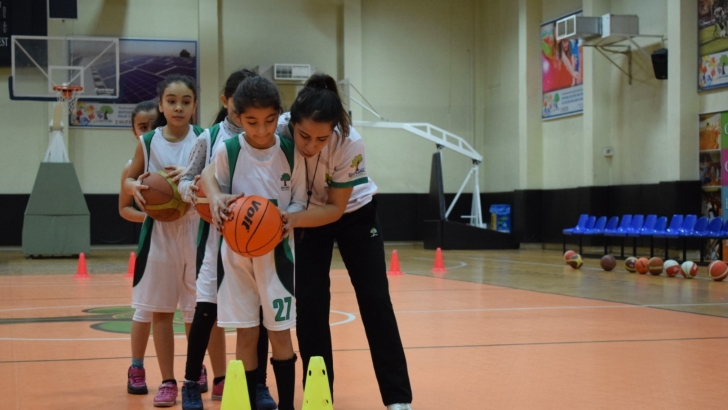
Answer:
[{"left": 10, "top": 35, "right": 119, "bottom": 101}]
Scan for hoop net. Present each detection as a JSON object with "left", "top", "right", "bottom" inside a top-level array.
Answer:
[{"left": 53, "top": 84, "right": 83, "bottom": 114}]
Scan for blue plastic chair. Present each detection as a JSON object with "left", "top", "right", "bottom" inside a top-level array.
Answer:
[
  {"left": 626, "top": 214, "right": 656, "bottom": 257},
  {"left": 563, "top": 214, "right": 590, "bottom": 253},
  {"left": 602, "top": 216, "right": 620, "bottom": 235},
  {"left": 697, "top": 217, "right": 722, "bottom": 238},
  {"left": 604, "top": 215, "right": 631, "bottom": 257},
  {"left": 600, "top": 216, "right": 620, "bottom": 255},
  {"left": 563, "top": 214, "right": 589, "bottom": 235},
  {"left": 584, "top": 216, "right": 608, "bottom": 235},
  {"left": 687, "top": 217, "right": 710, "bottom": 237},
  {"left": 677, "top": 215, "right": 698, "bottom": 261},
  {"left": 654, "top": 215, "right": 682, "bottom": 259},
  {"left": 626, "top": 215, "right": 646, "bottom": 237},
  {"left": 644, "top": 216, "right": 667, "bottom": 257},
  {"left": 719, "top": 219, "right": 728, "bottom": 238}
]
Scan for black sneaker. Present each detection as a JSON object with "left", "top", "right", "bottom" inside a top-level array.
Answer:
[{"left": 181, "top": 380, "right": 203, "bottom": 410}]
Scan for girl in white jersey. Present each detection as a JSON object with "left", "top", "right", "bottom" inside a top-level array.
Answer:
[
  {"left": 281, "top": 74, "right": 413, "bottom": 410},
  {"left": 124, "top": 75, "right": 202, "bottom": 408},
  {"left": 177, "top": 69, "right": 278, "bottom": 410},
  {"left": 120, "top": 100, "right": 158, "bottom": 396},
  {"left": 202, "top": 76, "right": 300, "bottom": 410}
]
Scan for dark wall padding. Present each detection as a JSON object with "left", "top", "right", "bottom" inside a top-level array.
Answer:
[{"left": 0, "top": 181, "right": 702, "bottom": 246}]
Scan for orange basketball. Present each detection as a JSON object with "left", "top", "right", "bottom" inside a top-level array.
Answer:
[
  {"left": 222, "top": 195, "right": 282, "bottom": 257},
  {"left": 648, "top": 257, "right": 664, "bottom": 276},
  {"left": 140, "top": 171, "right": 189, "bottom": 222},
  {"left": 635, "top": 257, "right": 649, "bottom": 274},
  {"left": 194, "top": 181, "right": 213, "bottom": 224},
  {"left": 708, "top": 260, "right": 728, "bottom": 281},
  {"left": 564, "top": 250, "right": 577, "bottom": 263}
]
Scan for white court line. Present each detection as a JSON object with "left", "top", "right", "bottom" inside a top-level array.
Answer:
[
  {"left": 0, "top": 310, "right": 356, "bottom": 341},
  {"left": 407, "top": 259, "right": 467, "bottom": 273}
]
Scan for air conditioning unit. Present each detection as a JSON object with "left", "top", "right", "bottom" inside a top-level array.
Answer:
[
  {"left": 274, "top": 64, "right": 311, "bottom": 81},
  {"left": 555, "top": 15, "right": 601, "bottom": 41},
  {"left": 601, "top": 14, "right": 639, "bottom": 43}
]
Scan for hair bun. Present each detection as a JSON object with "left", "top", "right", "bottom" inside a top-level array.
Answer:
[{"left": 305, "top": 73, "right": 337, "bottom": 91}]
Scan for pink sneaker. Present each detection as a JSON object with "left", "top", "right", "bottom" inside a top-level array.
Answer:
[
  {"left": 198, "top": 364, "right": 208, "bottom": 393},
  {"left": 153, "top": 381, "right": 178, "bottom": 407},
  {"left": 127, "top": 366, "right": 148, "bottom": 395},
  {"left": 211, "top": 378, "right": 224, "bottom": 401}
]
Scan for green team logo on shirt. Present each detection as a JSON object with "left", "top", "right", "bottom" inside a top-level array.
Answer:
[
  {"left": 325, "top": 173, "right": 333, "bottom": 186},
  {"left": 370, "top": 228, "right": 378, "bottom": 237},
  {"left": 280, "top": 173, "right": 291, "bottom": 186},
  {"left": 350, "top": 154, "right": 363, "bottom": 170}
]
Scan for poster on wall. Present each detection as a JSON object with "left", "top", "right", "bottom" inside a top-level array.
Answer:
[
  {"left": 699, "top": 111, "right": 728, "bottom": 261},
  {"left": 70, "top": 39, "right": 198, "bottom": 128},
  {"left": 698, "top": 0, "right": 728, "bottom": 90},
  {"left": 541, "top": 11, "right": 584, "bottom": 120}
]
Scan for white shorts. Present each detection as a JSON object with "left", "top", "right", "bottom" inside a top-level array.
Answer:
[
  {"left": 196, "top": 222, "right": 221, "bottom": 304},
  {"left": 133, "top": 308, "right": 193, "bottom": 323},
  {"left": 132, "top": 215, "right": 197, "bottom": 316},
  {"left": 217, "top": 237, "right": 295, "bottom": 331}
]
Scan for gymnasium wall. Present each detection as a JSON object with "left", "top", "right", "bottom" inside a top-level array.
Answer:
[{"left": 0, "top": 0, "right": 723, "bottom": 246}]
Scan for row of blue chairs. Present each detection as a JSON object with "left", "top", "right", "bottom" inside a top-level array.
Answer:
[{"left": 563, "top": 214, "right": 727, "bottom": 261}]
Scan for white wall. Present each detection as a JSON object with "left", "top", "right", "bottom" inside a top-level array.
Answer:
[{"left": 0, "top": 0, "right": 713, "bottom": 197}]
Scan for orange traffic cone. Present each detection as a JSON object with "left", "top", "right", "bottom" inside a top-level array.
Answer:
[
  {"left": 431, "top": 248, "right": 447, "bottom": 274},
  {"left": 125, "top": 252, "right": 136, "bottom": 278},
  {"left": 387, "top": 250, "right": 403, "bottom": 275},
  {"left": 74, "top": 253, "right": 90, "bottom": 278}
]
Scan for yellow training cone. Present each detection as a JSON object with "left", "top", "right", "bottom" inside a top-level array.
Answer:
[
  {"left": 302, "top": 356, "right": 333, "bottom": 410},
  {"left": 220, "top": 359, "right": 251, "bottom": 410}
]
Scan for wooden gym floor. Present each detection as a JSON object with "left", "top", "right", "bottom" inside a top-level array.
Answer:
[{"left": 1, "top": 244, "right": 727, "bottom": 409}]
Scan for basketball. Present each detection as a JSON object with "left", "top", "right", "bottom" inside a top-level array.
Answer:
[
  {"left": 566, "top": 253, "right": 583, "bottom": 269},
  {"left": 664, "top": 260, "right": 681, "bottom": 277},
  {"left": 680, "top": 261, "right": 698, "bottom": 279},
  {"left": 564, "top": 250, "right": 577, "bottom": 263},
  {"left": 193, "top": 181, "right": 213, "bottom": 224},
  {"left": 635, "top": 257, "right": 649, "bottom": 274},
  {"left": 222, "top": 195, "right": 283, "bottom": 257},
  {"left": 624, "top": 256, "right": 637, "bottom": 272},
  {"left": 600, "top": 255, "right": 616, "bottom": 271},
  {"left": 648, "top": 257, "right": 664, "bottom": 275},
  {"left": 140, "top": 171, "right": 189, "bottom": 222},
  {"left": 708, "top": 260, "right": 728, "bottom": 281}
]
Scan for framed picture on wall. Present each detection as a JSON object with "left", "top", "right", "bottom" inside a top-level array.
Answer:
[
  {"left": 698, "top": 0, "right": 728, "bottom": 90},
  {"left": 541, "top": 11, "right": 584, "bottom": 120},
  {"left": 69, "top": 38, "right": 198, "bottom": 128}
]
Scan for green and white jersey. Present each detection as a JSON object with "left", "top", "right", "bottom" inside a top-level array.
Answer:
[
  {"left": 215, "top": 133, "right": 296, "bottom": 210},
  {"left": 289, "top": 125, "right": 377, "bottom": 213}
]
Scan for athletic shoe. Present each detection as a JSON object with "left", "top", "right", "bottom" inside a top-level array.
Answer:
[
  {"left": 211, "top": 379, "right": 224, "bottom": 401},
  {"left": 127, "top": 366, "right": 148, "bottom": 395},
  {"left": 153, "top": 381, "right": 178, "bottom": 407},
  {"left": 181, "top": 380, "right": 203, "bottom": 410},
  {"left": 386, "top": 405, "right": 412, "bottom": 410},
  {"left": 198, "top": 364, "right": 208, "bottom": 393},
  {"left": 256, "top": 384, "right": 277, "bottom": 410}
]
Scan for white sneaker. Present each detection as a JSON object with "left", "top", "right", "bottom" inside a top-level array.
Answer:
[{"left": 387, "top": 405, "right": 412, "bottom": 410}]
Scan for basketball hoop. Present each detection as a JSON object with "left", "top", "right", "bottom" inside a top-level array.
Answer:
[{"left": 53, "top": 84, "right": 83, "bottom": 113}]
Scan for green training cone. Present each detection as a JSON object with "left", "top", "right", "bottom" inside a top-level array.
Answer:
[
  {"left": 220, "top": 359, "right": 251, "bottom": 410},
  {"left": 302, "top": 356, "right": 333, "bottom": 410}
]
